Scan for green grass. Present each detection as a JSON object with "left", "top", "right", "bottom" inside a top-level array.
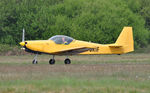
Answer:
[
  {"left": 0, "top": 53, "right": 150, "bottom": 93},
  {"left": 0, "top": 78, "right": 150, "bottom": 93}
]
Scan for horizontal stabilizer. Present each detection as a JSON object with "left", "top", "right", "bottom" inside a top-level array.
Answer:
[{"left": 108, "top": 44, "right": 123, "bottom": 48}]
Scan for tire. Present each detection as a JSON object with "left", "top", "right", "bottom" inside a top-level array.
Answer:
[
  {"left": 64, "top": 58, "right": 71, "bottom": 64},
  {"left": 32, "top": 59, "right": 38, "bottom": 64},
  {"left": 49, "top": 59, "right": 55, "bottom": 65}
]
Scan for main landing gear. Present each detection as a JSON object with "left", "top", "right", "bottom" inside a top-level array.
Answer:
[
  {"left": 49, "top": 55, "right": 55, "bottom": 65},
  {"left": 64, "top": 58, "right": 71, "bottom": 64},
  {"left": 49, "top": 55, "right": 71, "bottom": 65},
  {"left": 32, "top": 54, "right": 71, "bottom": 65}
]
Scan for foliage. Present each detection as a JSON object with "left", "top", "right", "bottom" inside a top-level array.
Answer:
[
  {"left": 0, "top": 44, "right": 13, "bottom": 52},
  {"left": 0, "top": 44, "right": 22, "bottom": 55},
  {"left": 0, "top": 0, "right": 150, "bottom": 48}
]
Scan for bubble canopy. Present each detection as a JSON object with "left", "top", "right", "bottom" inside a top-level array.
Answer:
[{"left": 49, "top": 35, "right": 74, "bottom": 44}]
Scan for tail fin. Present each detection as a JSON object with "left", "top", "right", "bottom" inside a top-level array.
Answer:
[{"left": 115, "top": 27, "right": 134, "bottom": 53}]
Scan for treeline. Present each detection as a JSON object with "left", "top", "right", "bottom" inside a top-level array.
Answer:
[{"left": 0, "top": 0, "right": 150, "bottom": 48}]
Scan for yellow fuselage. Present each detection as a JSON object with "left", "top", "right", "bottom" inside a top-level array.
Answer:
[
  {"left": 21, "top": 40, "right": 124, "bottom": 55},
  {"left": 19, "top": 27, "right": 134, "bottom": 55}
]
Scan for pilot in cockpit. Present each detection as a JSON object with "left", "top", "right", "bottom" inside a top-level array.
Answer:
[{"left": 62, "top": 37, "right": 68, "bottom": 45}]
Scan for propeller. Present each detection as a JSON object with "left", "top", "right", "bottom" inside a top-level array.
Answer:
[{"left": 20, "top": 28, "right": 26, "bottom": 50}]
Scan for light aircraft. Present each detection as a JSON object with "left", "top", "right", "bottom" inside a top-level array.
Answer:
[{"left": 20, "top": 27, "right": 134, "bottom": 64}]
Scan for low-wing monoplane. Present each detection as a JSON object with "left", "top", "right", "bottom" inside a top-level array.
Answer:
[{"left": 20, "top": 27, "right": 134, "bottom": 64}]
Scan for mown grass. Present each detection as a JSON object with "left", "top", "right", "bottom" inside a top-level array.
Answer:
[
  {"left": 0, "top": 53, "right": 150, "bottom": 64},
  {"left": 0, "top": 53, "right": 150, "bottom": 93}
]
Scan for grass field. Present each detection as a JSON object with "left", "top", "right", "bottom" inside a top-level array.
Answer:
[{"left": 0, "top": 53, "right": 150, "bottom": 93}]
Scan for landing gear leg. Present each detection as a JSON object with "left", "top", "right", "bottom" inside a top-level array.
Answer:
[
  {"left": 49, "top": 55, "right": 55, "bottom": 65},
  {"left": 64, "top": 56, "right": 71, "bottom": 64},
  {"left": 32, "top": 53, "right": 38, "bottom": 64}
]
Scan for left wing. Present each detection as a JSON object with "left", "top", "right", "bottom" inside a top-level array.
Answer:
[{"left": 51, "top": 46, "right": 97, "bottom": 55}]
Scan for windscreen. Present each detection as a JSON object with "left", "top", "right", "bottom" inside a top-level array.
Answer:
[{"left": 49, "top": 35, "right": 74, "bottom": 45}]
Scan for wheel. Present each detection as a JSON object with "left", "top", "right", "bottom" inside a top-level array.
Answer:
[
  {"left": 32, "top": 59, "right": 38, "bottom": 64},
  {"left": 49, "top": 59, "right": 55, "bottom": 65},
  {"left": 64, "top": 58, "right": 71, "bottom": 64}
]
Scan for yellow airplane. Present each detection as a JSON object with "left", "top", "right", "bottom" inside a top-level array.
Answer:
[{"left": 20, "top": 27, "right": 134, "bottom": 64}]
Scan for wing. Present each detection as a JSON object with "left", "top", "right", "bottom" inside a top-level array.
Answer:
[{"left": 51, "top": 46, "right": 96, "bottom": 55}]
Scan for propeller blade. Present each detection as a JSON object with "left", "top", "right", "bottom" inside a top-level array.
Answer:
[
  {"left": 20, "top": 28, "right": 25, "bottom": 50},
  {"left": 22, "top": 28, "right": 25, "bottom": 42}
]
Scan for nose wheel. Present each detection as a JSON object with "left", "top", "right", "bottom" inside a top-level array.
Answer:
[
  {"left": 32, "top": 59, "right": 38, "bottom": 64},
  {"left": 32, "top": 53, "right": 38, "bottom": 64},
  {"left": 64, "top": 58, "right": 71, "bottom": 64}
]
